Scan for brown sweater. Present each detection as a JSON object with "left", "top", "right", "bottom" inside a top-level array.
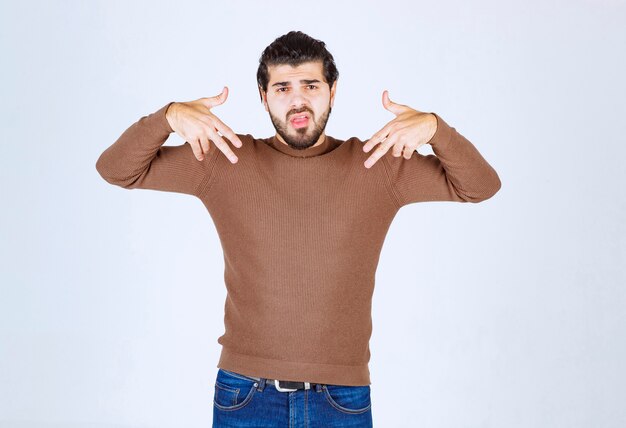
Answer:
[{"left": 95, "top": 102, "right": 501, "bottom": 386}]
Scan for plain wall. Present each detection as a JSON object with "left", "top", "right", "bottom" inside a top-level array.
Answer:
[{"left": 1, "top": 0, "right": 624, "bottom": 427}]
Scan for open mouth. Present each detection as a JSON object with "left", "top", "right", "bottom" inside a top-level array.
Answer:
[{"left": 290, "top": 114, "right": 310, "bottom": 128}]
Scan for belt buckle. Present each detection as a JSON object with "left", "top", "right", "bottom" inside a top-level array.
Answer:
[{"left": 274, "top": 379, "right": 311, "bottom": 392}]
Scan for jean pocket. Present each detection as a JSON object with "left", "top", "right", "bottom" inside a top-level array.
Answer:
[
  {"left": 322, "top": 384, "right": 372, "bottom": 414},
  {"left": 213, "top": 368, "right": 258, "bottom": 411}
]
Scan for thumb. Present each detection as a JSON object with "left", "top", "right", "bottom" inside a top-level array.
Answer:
[
  {"left": 204, "top": 86, "right": 229, "bottom": 108},
  {"left": 382, "top": 90, "right": 404, "bottom": 115}
]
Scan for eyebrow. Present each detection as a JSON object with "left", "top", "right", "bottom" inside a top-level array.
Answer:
[{"left": 271, "top": 79, "right": 322, "bottom": 88}]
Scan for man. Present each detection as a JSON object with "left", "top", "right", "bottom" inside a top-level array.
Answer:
[{"left": 96, "top": 30, "right": 501, "bottom": 427}]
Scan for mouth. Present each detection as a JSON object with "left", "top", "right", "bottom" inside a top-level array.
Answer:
[{"left": 289, "top": 113, "right": 310, "bottom": 129}]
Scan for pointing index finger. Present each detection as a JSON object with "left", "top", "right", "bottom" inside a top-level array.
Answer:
[
  {"left": 364, "top": 137, "right": 390, "bottom": 168},
  {"left": 363, "top": 122, "right": 393, "bottom": 153},
  {"left": 208, "top": 129, "right": 239, "bottom": 164},
  {"left": 212, "top": 116, "right": 244, "bottom": 148}
]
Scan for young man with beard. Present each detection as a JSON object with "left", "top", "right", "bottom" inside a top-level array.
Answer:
[{"left": 96, "top": 30, "right": 501, "bottom": 427}]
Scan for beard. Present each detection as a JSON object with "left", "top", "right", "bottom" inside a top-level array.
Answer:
[{"left": 268, "top": 104, "right": 332, "bottom": 150}]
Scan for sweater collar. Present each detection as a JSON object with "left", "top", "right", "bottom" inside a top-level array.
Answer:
[{"left": 266, "top": 133, "right": 338, "bottom": 158}]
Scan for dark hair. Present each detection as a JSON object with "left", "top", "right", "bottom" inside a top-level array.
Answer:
[{"left": 256, "top": 30, "right": 339, "bottom": 102}]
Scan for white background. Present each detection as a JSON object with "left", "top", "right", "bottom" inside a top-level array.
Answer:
[{"left": 1, "top": 0, "right": 624, "bottom": 427}]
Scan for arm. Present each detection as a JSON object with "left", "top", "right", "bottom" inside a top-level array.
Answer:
[
  {"left": 95, "top": 102, "right": 213, "bottom": 196},
  {"left": 381, "top": 113, "right": 501, "bottom": 207}
]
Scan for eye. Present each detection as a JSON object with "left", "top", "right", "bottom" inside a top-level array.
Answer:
[
  {"left": 307, "top": 85, "right": 318, "bottom": 90},
  {"left": 277, "top": 87, "right": 288, "bottom": 92}
]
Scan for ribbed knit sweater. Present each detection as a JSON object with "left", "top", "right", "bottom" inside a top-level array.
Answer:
[{"left": 95, "top": 101, "right": 501, "bottom": 386}]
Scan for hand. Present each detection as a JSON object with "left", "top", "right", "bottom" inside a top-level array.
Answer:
[
  {"left": 362, "top": 90, "right": 437, "bottom": 168},
  {"left": 166, "top": 86, "right": 243, "bottom": 164}
]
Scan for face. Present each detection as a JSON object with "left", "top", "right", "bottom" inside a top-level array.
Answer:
[{"left": 260, "top": 60, "right": 337, "bottom": 150}]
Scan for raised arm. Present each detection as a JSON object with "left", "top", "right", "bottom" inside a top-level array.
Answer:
[
  {"left": 381, "top": 112, "right": 501, "bottom": 207},
  {"left": 95, "top": 102, "right": 206, "bottom": 195},
  {"left": 364, "top": 90, "right": 501, "bottom": 207},
  {"left": 95, "top": 87, "right": 244, "bottom": 196}
]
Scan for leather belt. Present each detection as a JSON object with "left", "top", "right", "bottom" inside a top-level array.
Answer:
[{"left": 248, "top": 375, "right": 319, "bottom": 392}]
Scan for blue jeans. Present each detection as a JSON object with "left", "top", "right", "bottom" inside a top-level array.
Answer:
[{"left": 212, "top": 368, "right": 373, "bottom": 427}]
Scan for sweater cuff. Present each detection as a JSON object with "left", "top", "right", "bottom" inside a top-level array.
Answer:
[
  {"left": 154, "top": 101, "right": 176, "bottom": 134},
  {"left": 425, "top": 112, "right": 453, "bottom": 149}
]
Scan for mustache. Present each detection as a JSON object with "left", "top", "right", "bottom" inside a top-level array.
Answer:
[{"left": 288, "top": 108, "right": 313, "bottom": 118}]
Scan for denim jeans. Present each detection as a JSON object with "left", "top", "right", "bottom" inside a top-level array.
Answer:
[{"left": 212, "top": 368, "right": 373, "bottom": 427}]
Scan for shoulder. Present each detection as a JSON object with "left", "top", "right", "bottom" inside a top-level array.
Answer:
[
  {"left": 328, "top": 135, "right": 368, "bottom": 156},
  {"left": 331, "top": 135, "right": 402, "bottom": 167}
]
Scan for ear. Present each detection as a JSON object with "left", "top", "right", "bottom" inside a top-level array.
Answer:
[
  {"left": 329, "top": 79, "right": 338, "bottom": 108},
  {"left": 259, "top": 85, "right": 268, "bottom": 112}
]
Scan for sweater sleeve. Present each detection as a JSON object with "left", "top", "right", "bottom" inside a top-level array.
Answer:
[
  {"left": 380, "top": 113, "right": 501, "bottom": 207},
  {"left": 95, "top": 102, "right": 214, "bottom": 196}
]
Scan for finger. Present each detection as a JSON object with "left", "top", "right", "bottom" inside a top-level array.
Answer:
[
  {"left": 363, "top": 122, "right": 393, "bottom": 153},
  {"left": 208, "top": 128, "right": 239, "bottom": 164},
  {"left": 188, "top": 138, "right": 205, "bottom": 161},
  {"left": 379, "top": 134, "right": 400, "bottom": 154},
  {"left": 220, "top": 86, "right": 229, "bottom": 104},
  {"left": 382, "top": 90, "right": 407, "bottom": 116},
  {"left": 203, "top": 86, "right": 229, "bottom": 109},
  {"left": 364, "top": 140, "right": 392, "bottom": 168},
  {"left": 199, "top": 134, "right": 211, "bottom": 158},
  {"left": 391, "top": 142, "right": 404, "bottom": 157},
  {"left": 403, "top": 145, "right": 414, "bottom": 159},
  {"left": 210, "top": 116, "right": 244, "bottom": 148}
]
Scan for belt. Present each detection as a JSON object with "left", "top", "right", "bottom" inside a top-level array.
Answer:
[{"left": 248, "top": 375, "right": 320, "bottom": 392}]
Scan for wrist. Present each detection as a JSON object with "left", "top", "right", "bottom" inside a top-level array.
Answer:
[
  {"left": 165, "top": 102, "right": 178, "bottom": 133},
  {"left": 426, "top": 113, "right": 438, "bottom": 145}
]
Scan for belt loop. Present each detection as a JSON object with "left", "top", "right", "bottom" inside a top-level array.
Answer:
[
  {"left": 256, "top": 378, "right": 266, "bottom": 392},
  {"left": 315, "top": 383, "right": 322, "bottom": 392}
]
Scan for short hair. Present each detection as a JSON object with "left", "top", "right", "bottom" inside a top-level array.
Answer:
[{"left": 256, "top": 30, "right": 339, "bottom": 102}]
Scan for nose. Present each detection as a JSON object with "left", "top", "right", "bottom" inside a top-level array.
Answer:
[{"left": 288, "top": 88, "right": 310, "bottom": 111}]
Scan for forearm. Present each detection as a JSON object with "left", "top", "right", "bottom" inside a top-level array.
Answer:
[
  {"left": 428, "top": 113, "right": 501, "bottom": 202},
  {"left": 95, "top": 102, "right": 175, "bottom": 188}
]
